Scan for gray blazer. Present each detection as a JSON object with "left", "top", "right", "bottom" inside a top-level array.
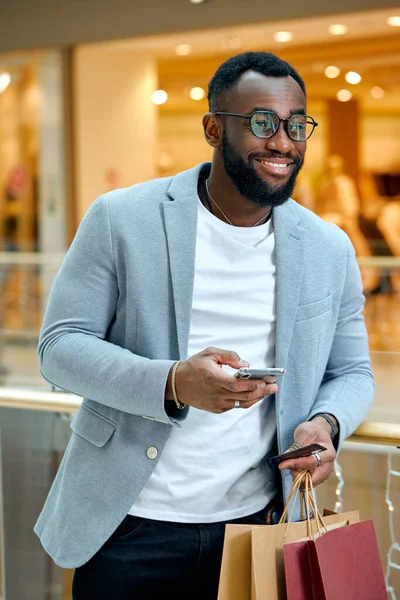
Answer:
[{"left": 34, "top": 162, "right": 374, "bottom": 568}]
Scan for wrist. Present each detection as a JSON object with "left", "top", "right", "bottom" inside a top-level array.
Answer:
[
  {"left": 311, "top": 413, "right": 339, "bottom": 440},
  {"left": 165, "top": 367, "right": 174, "bottom": 401},
  {"left": 166, "top": 361, "right": 186, "bottom": 410}
]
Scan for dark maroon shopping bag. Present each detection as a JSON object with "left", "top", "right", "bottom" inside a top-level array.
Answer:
[
  {"left": 307, "top": 519, "right": 387, "bottom": 599},
  {"left": 284, "top": 519, "right": 387, "bottom": 600},
  {"left": 283, "top": 538, "right": 314, "bottom": 600}
]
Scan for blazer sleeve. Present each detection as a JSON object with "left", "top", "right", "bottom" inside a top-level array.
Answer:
[
  {"left": 308, "top": 236, "right": 375, "bottom": 449},
  {"left": 38, "top": 195, "right": 184, "bottom": 425}
]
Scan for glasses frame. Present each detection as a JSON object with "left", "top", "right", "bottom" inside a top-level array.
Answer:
[{"left": 213, "top": 110, "right": 318, "bottom": 142}]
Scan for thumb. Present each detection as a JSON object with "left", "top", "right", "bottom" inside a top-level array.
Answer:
[{"left": 210, "top": 348, "right": 250, "bottom": 369}]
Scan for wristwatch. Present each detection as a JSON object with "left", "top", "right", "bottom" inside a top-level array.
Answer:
[{"left": 311, "top": 413, "right": 339, "bottom": 440}]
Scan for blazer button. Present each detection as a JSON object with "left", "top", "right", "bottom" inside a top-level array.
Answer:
[{"left": 146, "top": 446, "right": 158, "bottom": 460}]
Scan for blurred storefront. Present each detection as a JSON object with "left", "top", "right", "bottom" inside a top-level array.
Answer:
[
  {"left": 0, "top": 50, "right": 73, "bottom": 352},
  {"left": 0, "top": 8, "right": 399, "bottom": 352}
]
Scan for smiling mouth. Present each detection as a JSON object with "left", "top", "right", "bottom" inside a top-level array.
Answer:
[{"left": 255, "top": 158, "right": 295, "bottom": 175}]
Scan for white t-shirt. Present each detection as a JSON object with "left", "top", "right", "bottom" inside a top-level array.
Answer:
[{"left": 130, "top": 198, "right": 277, "bottom": 522}]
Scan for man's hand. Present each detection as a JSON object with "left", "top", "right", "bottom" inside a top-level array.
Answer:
[
  {"left": 278, "top": 418, "right": 336, "bottom": 487},
  {"left": 166, "top": 347, "right": 278, "bottom": 414}
]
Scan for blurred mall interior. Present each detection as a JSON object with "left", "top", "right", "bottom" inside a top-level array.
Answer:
[{"left": 0, "top": 1, "right": 399, "bottom": 598}]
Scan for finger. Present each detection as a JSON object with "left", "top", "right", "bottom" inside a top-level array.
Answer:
[
  {"left": 261, "top": 376, "right": 279, "bottom": 384},
  {"left": 226, "top": 396, "right": 262, "bottom": 410},
  {"left": 223, "top": 383, "right": 279, "bottom": 405},
  {"left": 217, "top": 373, "right": 278, "bottom": 395},
  {"left": 278, "top": 453, "right": 325, "bottom": 472},
  {"left": 297, "top": 463, "right": 334, "bottom": 489},
  {"left": 286, "top": 441, "right": 302, "bottom": 451},
  {"left": 203, "top": 347, "right": 250, "bottom": 369}
]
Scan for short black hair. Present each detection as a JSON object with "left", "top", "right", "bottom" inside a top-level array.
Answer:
[{"left": 208, "top": 51, "right": 306, "bottom": 113}]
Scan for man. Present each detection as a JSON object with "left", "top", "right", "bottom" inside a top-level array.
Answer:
[{"left": 35, "top": 52, "right": 374, "bottom": 599}]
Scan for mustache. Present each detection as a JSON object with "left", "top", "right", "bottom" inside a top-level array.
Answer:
[{"left": 250, "top": 153, "right": 302, "bottom": 166}]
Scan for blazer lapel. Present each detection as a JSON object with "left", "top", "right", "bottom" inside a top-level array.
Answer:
[
  {"left": 163, "top": 165, "right": 207, "bottom": 359},
  {"left": 274, "top": 203, "right": 307, "bottom": 370}
]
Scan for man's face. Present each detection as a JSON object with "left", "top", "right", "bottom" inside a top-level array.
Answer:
[{"left": 218, "top": 73, "right": 307, "bottom": 207}]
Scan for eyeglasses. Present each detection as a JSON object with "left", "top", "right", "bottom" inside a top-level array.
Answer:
[{"left": 213, "top": 110, "right": 318, "bottom": 142}]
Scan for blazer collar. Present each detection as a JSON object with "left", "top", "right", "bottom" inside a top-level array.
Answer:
[{"left": 166, "top": 162, "right": 210, "bottom": 202}]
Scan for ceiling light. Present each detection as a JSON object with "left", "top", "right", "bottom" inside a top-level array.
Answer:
[
  {"left": 190, "top": 0, "right": 206, "bottom": 3},
  {"left": 152, "top": 90, "right": 168, "bottom": 105},
  {"left": 370, "top": 86, "right": 385, "bottom": 99},
  {"left": 336, "top": 89, "right": 353, "bottom": 102},
  {"left": 273, "top": 31, "right": 293, "bottom": 43},
  {"left": 329, "top": 24, "right": 348, "bottom": 35},
  {"left": 345, "top": 71, "right": 362, "bottom": 85},
  {"left": 190, "top": 87, "right": 206, "bottom": 101},
  {"left": 176, "top": 44, "right": 192, "bottom": 56},
  {"left": 325, "top": 65, "right": 341, "bottom": 79},
  {"left": 0, "top": 72, "right": 11, "bottom": 93},
  {"left": 387, "top": 16, "right": 400, "bottom": 26}
]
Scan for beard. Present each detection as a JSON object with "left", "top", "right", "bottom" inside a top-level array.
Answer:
[{"left": 221, "top": 132, "right": 304, "bottom": 208}]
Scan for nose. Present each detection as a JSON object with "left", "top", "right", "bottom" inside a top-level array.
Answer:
[{"left": 265, "top": 122, "right": 296, "bottom": 154}]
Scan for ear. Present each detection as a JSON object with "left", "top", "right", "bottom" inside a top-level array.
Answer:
[{"left": 202, "top": 113, "right": 222, "bottom": 148}]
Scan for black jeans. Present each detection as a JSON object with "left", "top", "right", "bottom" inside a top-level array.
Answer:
[{"left": 72, "top": 508, "right": 270, "bottom": 600}]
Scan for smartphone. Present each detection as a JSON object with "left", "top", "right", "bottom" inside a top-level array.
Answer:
[
  {"left": 234, "top": 368, "right": 286, "bottom": 379},
  {"left": 269, "top": 443, "right": 327, "bottom": 465}
]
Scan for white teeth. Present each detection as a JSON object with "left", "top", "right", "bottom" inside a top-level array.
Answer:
[{"left": 260, "top": 160, "right": 289, "bottom": 168}]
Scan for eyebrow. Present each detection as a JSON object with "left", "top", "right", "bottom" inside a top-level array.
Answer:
[{"left": 251, "top": 106, "right": 306, "bottom": 116}]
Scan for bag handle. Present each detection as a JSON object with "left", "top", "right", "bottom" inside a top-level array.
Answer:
[{"left": 279, "top": 470, "right": 328, "bottom": 539}]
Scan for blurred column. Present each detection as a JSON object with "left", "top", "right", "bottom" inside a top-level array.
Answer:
[
  {"left": 74, "top": 46, "right": 157, "bottom": 220},
  {"left": 38, "top": 51, "right": 68, "bottom": 254},
  {"left": 38, "top": 51, "right": 68, "bottom": 310},
  {"left": 327, "top": 98, "right": 359, "bottom": 185}
]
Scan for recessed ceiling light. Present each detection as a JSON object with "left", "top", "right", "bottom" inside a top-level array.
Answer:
[
  {"left": 152, "top": 90, "right": 168, "bottom": 105},
  {"left": 325, "top": 65, "right": 341, "bottom": 79},
  {"left": 329, "top": 24, "right": 348, "bottom": 35},
  {"left": 387, "top": 16, "right": 400, "bottom": 26},
  {"left": 336, "top": 89, "right": 353, "bottom": 102},
  {"left": 176, "top": 44, "right": 192, "bottom": 56},
  {"left": 370, "top": 86, "right": 385, "bottom": 99},
  {"left": 0, "top": 72, "right": 11, "bottom": 93},
  {"left": 190, "top": 0, "right": 206, "bottom": 3},
  {"left": 345, "top": 71, "right": 362, "bottom": 85},
  {"left": 273, "top": 31, "right": 293, "bottom": 43},
  {"left": 190, "top": 87, "right": 206, "bottom": 101}
]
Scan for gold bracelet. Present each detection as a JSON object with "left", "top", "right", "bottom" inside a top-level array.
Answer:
[{"left": 171, "top": 361, "right": 186, "bottom": 410}]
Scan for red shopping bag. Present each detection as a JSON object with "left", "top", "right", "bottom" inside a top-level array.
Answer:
[
  {"left": 283, "top": 472, "right": 387, "bottom": 600},
  {"left": 306, "top": 519, "right": 387, "bottom": 599}
]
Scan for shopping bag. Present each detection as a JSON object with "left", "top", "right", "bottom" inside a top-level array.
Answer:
[
  {"left": 306, "top": 519, "right": 387, "bottom": 599},
  {"left": 282, "top": 521, "right": 348, "bottom": 600},
  {"left": 217, "top": 471, "right": 359, "bottom": 600},
  {"left": 283, "top": 471, "right": 387, "bottom": 600},
  {"left": 250, "top": 516, "right": 356, "bottom": 600}
]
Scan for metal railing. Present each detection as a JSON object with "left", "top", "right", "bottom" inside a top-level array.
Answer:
[{"left": 0, "top": 387, "right": 398, "bottom": 445}]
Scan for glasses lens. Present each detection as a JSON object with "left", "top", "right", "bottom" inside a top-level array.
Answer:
[
  {"left": 288, "top": 116, "right": 314, "bottom": 141},
  {"left": 250, "top": 111, "right": 279, "bottom": 138}
]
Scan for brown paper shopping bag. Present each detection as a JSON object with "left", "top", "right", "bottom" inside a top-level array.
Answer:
[{"left": 218, "top": 471, "right": 359, "bottom": 600}]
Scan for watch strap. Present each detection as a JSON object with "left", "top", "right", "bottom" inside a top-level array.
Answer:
[{"left": 311, "top": 413, "right": 339, "bottom": 440}]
